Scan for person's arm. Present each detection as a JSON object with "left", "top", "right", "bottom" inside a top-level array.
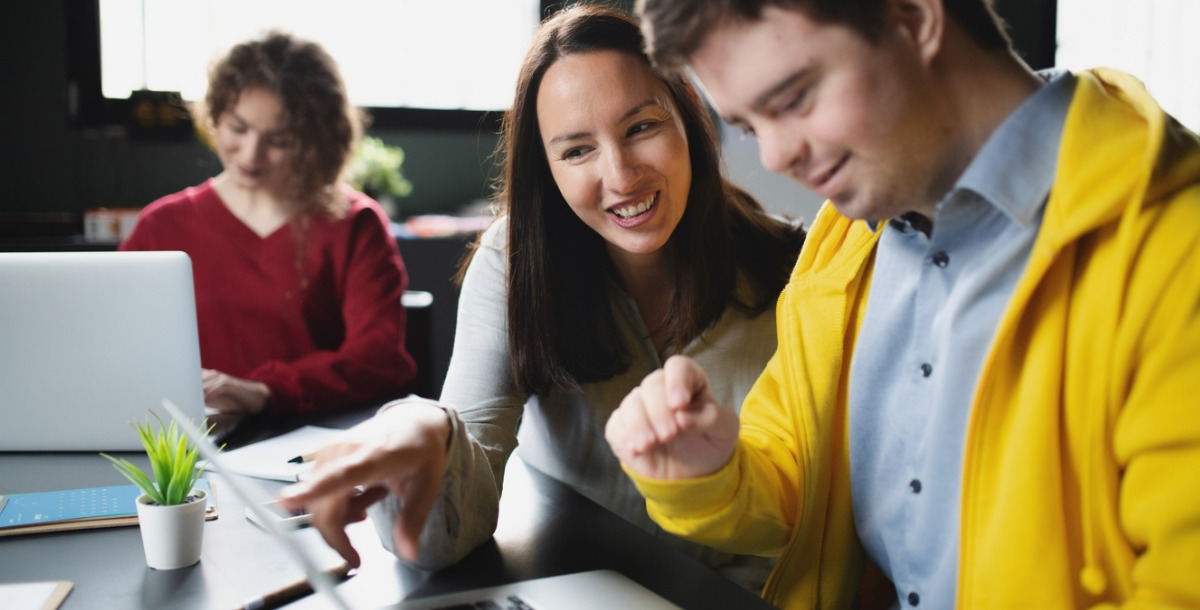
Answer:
[
  {"left": 247, "top": 202, "right": 415, "bottom": 414},
  {"left": 1114, "top": 193, "right": 1200, "bottom": 606},
  {"left": 609, "top": 348, "right": 804, "bottom": 558},
  {"left": 277, "top": 222, "right": 519, "bottom": 571},
  {"left": 368, "top": 224, "right": 528, "bottom": 570},
  {"left": 277, "top": 398, "right": 452, "bottom": 568}
]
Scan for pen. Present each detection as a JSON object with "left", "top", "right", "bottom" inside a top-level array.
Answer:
[
  {"left": 287, "top": 453, "right": 316, "bottom": 464},
  {"left": 237, "top": 561, "right": 353, "bottom": 610}
]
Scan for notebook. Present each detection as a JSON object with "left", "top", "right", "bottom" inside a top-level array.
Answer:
[
  {"left": 159, "top": 400, "right": 682, "bottom": 610},
  {"left": 0, "top": 479, "right": 217, "bottom": 537},
  {"left": 0, "top": 251, "right": 206, "bottom": 451}
]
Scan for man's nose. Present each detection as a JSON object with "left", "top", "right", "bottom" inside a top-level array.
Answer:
[{"left": 757, "top": 126, "right": 808, "bottom": 178}]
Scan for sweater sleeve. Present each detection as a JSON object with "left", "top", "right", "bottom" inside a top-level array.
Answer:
[
  {"left": 368, "top": 221, "right": 525, "bottom": 570},
  {"left": 627, "top": 344, "right": 804, "bottom": 557},
  {"left": 249, "top": 203, "right": 416, "bottom": 414},
  {"left": 1111, "top": 183, "right": 1200, "bottom": 607}
]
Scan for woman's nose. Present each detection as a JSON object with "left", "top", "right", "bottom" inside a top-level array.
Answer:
[
  {"left": 603, "top": 147, "right": 643, "bottom": 194},
  {"left": 246, "top": 135, "right": 267, "bottom": 161}
]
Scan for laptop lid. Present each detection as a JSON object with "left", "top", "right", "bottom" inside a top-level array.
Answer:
[{"left": 0, "top": 251, "right": 206, "bottom": 451}]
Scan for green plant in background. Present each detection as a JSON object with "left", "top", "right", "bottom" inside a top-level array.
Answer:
[
  {"left": 100, "top": 412, "right": 213, "bottom": 506},
  {"left": 349, "top": 136, "right": 414, "bottom": 202}
]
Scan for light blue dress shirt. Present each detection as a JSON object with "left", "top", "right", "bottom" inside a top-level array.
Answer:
[{"left": 847, "top": 70, "right": 1076, "bottom": 609}]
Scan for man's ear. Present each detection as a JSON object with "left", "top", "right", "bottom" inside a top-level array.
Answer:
[{"left": 892, "top": 0, "right": 944, "bottom": 64}]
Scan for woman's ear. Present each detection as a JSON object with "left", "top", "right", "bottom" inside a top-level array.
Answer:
[{"left": 892, "top": 0, "right": 944, "bottom": 64}]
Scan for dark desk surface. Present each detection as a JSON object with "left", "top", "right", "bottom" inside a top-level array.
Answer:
[{"left": 0, "top": 411, "right": 773, "bottom": 610}]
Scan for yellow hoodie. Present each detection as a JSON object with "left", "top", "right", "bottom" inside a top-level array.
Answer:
[{"left": 630, "top": 69, "right": 1200, "bottom": 609}]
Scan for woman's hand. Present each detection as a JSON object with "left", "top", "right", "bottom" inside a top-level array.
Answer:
[
  {"left": 605, "top": 355, "right": 739, "bottom": 481},
  {"left": 277, "top": 400, "right": 453, "bottom": 567},
  {"left": 202, "top": 368, "right": 270, "bottom": 415}
]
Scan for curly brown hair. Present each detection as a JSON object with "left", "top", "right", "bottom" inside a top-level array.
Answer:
[{"left": 193, "top": 31, "right": 364, "bottom": 213}]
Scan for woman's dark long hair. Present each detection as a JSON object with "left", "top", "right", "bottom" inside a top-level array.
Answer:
[{"left": 462, "top": 4, "right": 804, "bottom": 395}]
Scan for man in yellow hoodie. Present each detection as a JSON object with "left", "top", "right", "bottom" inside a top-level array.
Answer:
[{"left": 606, "top": 0, "right": 1200, "bottom": 608}]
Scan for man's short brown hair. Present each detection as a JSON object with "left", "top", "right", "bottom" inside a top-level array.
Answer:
[{"left": 636, "top": 0, "right": 1011, "bottom": 74}]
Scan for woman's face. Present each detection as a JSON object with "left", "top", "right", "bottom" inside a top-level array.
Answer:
[
  {"left": 537, "top": 49, "right": 691, "bottom": 269},
  {"left": 214, "top": 87, "right": 294, "bottom": 198}
]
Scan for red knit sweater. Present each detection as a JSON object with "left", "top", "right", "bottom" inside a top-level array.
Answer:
[{"left": 121, "top": 179, "right": 416, "bottom": 414}]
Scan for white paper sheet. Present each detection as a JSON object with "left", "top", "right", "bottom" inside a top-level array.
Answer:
[{"left": 198, "top": 425, "right": 343, "bottom": 482}]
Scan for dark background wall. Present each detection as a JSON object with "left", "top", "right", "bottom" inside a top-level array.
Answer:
[
  {"left": 0, "top": 2, "right": 502, "bottom": 222},
  {"left": 0, "top": 0, "right": 1054, "bottom": 397},
  {"left": 0, "top": 0, "right": 1054, "bottom": 223}
]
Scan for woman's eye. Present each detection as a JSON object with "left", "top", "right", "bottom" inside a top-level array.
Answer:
[
  {"left": 628, "top": 120, "right": 660, "bottom": 136},
  {"left": 563, "top": 147, "right": 588, "bottom": 160}
]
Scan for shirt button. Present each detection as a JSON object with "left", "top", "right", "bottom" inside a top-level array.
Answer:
[
  {"left": 931, "top": 251, "right": 950, "bottom": 268},
  {"left": 910, "top": 479, "right": 922, "bottom": 494},
  {"left": 908, "top": 591, "right": 920, "bottom": 606},
  {"left": 920, "top": 363, "right": 933, "bottom": 377}
]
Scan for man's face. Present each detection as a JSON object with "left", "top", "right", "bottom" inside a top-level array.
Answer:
[{"left": 689, "top": 4, "right": 955, "bottom": 221}]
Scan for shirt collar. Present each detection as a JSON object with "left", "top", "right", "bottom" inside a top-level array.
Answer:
[
  {"left": 868, "top": 69, "right": 1076, "bottom": 234},
  {"left": 952, "top": 69, "right": 1076, "bottom": 227}
]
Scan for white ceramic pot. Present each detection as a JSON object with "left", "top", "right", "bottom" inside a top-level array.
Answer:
[{"left": 135, "top": 489, "right": 207, "bottom": 570}]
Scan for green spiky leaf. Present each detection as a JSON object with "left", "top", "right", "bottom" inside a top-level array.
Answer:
[{"left": 99, "top": 410, "right": 221, "bottom": 506}]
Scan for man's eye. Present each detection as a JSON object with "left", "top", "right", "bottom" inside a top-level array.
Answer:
[{"left": 778, "top": 87, "right": 810, "bottom": 115}]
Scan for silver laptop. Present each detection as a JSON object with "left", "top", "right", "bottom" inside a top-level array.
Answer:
[
  {"left": 385, "top": 570, "right": 682, "bottom": 609},
  {"left": 0, "top": 251, "right": 206, "bottom": 451}
]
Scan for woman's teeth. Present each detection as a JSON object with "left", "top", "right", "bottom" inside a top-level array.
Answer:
[{"left": 613, "top": 196, "right": 655, "bottom": 219}]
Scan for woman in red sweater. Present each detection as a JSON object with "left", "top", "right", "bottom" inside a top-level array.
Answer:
[{"left": 121, "top": 32, "right": 416, "bottom": 416}]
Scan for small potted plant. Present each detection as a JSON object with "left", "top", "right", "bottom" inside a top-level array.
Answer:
[
  {"left": 348, "top": 135, "right": 413, "bottom": 218},
  {"left": 100, "top": 412, "right": 212, "bottom": 570}
]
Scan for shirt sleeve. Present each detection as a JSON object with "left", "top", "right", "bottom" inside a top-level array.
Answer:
[{"left": 368, "top": 221, "right": 527, "bottom": 570}]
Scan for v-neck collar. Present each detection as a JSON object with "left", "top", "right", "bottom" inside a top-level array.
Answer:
[{"left": 203, "top": 179, "right": 295, "bottom": 244}]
